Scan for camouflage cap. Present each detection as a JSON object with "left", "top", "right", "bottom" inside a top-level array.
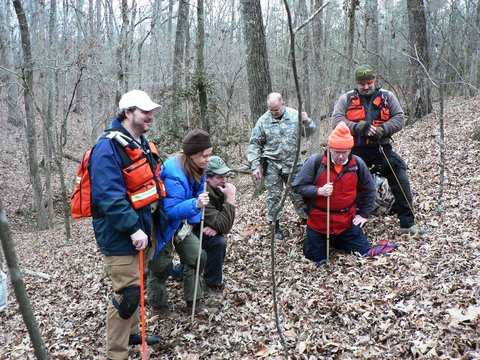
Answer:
[
  {"left": 207, "top": 156, "right": 231, "bottom": 175},
  {"left": 354, "top": 64, "right": 376, "bottom": 82}
]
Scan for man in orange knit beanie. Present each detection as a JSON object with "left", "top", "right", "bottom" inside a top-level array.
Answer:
[{"left": 292, "top": 122, "right": 397, "bottom": 265}]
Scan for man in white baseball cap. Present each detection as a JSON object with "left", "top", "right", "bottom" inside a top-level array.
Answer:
[
  {"left": 119, "top": 89, "right": 162, "bottom": 112},
  {"left": 89, "top": 89, "right": 163, "bottom": 359},
  {"left": 116, "top": 90, "right": 162, "bottom": 141}
]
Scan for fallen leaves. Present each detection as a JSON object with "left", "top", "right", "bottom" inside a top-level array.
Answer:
[{"left": 1, "top": 97, "right": 480, "bottom": 359}]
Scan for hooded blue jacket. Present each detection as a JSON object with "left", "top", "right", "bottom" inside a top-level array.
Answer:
[
  {"left": 153, "top": 155, "right": 206, "bottom": 257},
  {"left": 90, "top": 118, "right": 153, "bottom": 256}
]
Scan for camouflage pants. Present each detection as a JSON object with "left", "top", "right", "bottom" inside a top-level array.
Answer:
[{"left": 264, "top": 164, "right": 307, "bottom": 222}]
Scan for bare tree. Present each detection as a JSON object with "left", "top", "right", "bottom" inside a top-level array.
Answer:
[
  {"left": 365, "top": 0, "right": 380, "bottom": 69},
  {"left": 172, "top": 0, "right": 189, "bottom": 117},
  {"left": 196, "top": 0, "right": 209, "bottom": 132},
  {"left": 0, "top": 197, "right": 47, "bottom": 359},
  {"left": 13, "top": 0, "right": 48, "bottom": 230},
  {"left": 346, "top": 0, "right": 357, "bottom": 70},
  {"left": 407, "top": 0, "right": 433, "bottom": 121},
  {"left": 0, "top": 2, "right": 20, "bottom": 126},
  {"left": 41, "top": 0, "right": 58, "bottom": 227},
  {"left": 240, "top": 0, "right": 272, "bottom": 123}
]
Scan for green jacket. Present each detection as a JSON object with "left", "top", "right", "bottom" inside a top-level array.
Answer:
[{"left": 203, "top": 184, "right": 235, "bottom": 234}]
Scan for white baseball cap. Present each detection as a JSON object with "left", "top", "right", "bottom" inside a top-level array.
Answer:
[{"left": 119, "top": 90, "right": 162, "bottom": 111}]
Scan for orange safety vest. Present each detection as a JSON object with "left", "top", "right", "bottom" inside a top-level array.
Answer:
[
  {"left": 71, "top": 132, "right": 165, "bottom": 218},
  {"left": 345, "top": 90, "right": 390, "bottom": 128}
]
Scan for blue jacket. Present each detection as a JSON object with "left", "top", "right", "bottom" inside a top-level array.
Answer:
[
  {"left": 153, "top": 155, "right": 206, "bottom": 257},
  {"left": 90, "top": 118, "right": 153, "bottom": 256}
]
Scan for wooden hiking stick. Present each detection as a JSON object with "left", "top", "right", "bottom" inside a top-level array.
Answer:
[
  {"left": 326, "top": 146, "right": 331, "bottom": 263},
  {"left": 139, "top": 249, "right": 146, "bottom": 359},
  {"left": 191, "top": 182, "right": 207, "bottom": 324}
]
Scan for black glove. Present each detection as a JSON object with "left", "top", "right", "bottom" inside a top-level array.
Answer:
[
  {"left": 354, "top": 121, "right": 371, "bottom": 135},
  {"left": 371, "top": 126, "right": 385, "bottom": 141}
]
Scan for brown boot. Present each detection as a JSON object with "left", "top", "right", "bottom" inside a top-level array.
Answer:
[
  {"left": 151, "top": 305, "right": 171, "bottom": 319},
  {"left": 186, "top": 300, "right": 209, "bottom": 316}
]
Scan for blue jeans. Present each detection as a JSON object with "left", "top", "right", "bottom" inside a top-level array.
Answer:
[
  {"left": 303, "top": 225, "right": 370, "bottom": 262},
  {"left": 202, "top": 234, "right": 227, "bottom": 286}
]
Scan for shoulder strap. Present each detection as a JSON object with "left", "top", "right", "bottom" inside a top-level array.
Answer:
[{"left": 313, "top": 153, "right": 322, "bottom": 175}]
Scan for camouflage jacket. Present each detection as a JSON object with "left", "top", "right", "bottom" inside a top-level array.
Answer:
[{"left": 247, "top": 107, "right": 316, "bottom": 174}]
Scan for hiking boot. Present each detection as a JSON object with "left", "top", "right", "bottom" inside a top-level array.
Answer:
[
  {"left": 273, "top": 220, "right": 284, "bottom": 240},
  {"left": 170, "top": 262, "right": 184, "bottom": 281},
  {"left": 152, "top": 305, "right": 171, "bottom": 319},
  {"left": 205, "top": 283, "right": 224, "bottom": 294},
  {"left": 186, "top": 300, "right": 209, "bottom": 316},
  {"left": 400, "top": 225, "right": 427, "bottom": 236},
  {"left": 128, "top": 333, "right": 161, "bottom": 346},
  {"left": 315, "top": 259, "right": 326, "bottom": 266}
]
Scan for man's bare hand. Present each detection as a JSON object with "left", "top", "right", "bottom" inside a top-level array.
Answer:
[
  {"left": 219, "top": 182, "right": 236, "bottom": 204},
  {"left": 252, "top": 168, "right": 262, "bottom": 181},
  {"left": 203, "top": 226, "right": 218, "bottom": 237},
  {"left": 317, "top": 182, "right": 333, "bottom": 197},
  {"left": 130, "top": 229, "right": 148, "bottom": 250}
]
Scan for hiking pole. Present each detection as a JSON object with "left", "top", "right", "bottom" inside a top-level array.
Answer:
[
  {"left": 326, "top": 145, "right": 331, "bottom": 263},
  {"left": 139, "top": 249, "right": 146, "bottom": 360},
  {"left": 378, "top": 145, "right": 417, "bottom": 230},
  {"left": 191, "top": 182, "right": 207, "bottom": 324}
]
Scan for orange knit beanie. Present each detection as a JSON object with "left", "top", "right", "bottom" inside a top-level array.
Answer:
[{"left": 328, "top": 122, "right": 354, "bottom": 149}]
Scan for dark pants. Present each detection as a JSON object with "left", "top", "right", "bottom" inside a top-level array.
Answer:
[
  {"left": 303, "top": 225, "right": 370, "bottom": 262},
  {"left": 354, "top": 144, "right": 415, "bottom": 228},
  {"left": 202, "top": 234, "right": 227, "bottom": 286}
]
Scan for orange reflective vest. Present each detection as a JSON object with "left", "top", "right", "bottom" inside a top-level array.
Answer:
[
  {"left": 71, "top": 132, "right": 165, "bottom": 218},
  {"left": 345, "top": 90, "right": 390, "bottom": 128}
]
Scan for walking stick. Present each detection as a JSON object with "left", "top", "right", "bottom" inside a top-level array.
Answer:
[
  {"left": 139, "top": 249, "right": 146, "bottom": 359},
  {"left": 326, "top": 146, "right": 331, "bottom": 263},
  {"left": 191, "top": 182, "right": 207, "bottom": 324}
]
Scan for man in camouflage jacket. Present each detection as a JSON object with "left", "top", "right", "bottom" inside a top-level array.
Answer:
[{"left": 247, "top": 92, "right": 316, "bottom": 239}]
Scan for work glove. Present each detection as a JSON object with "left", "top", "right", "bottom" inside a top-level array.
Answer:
[
  {"left": 354, "top": 121, "right": 370, "bottom": 135},
  {"left": 371, "top": 126, "right": 385, "bottom": 141}
]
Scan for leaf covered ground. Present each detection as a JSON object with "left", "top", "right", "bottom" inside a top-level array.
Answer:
[{"left": 0, "top": 97, "right": 479, "bottom": 359}]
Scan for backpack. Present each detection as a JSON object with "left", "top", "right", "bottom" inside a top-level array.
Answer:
[{"left": 71, "top": 130, "right": 165, "bottom": 219}]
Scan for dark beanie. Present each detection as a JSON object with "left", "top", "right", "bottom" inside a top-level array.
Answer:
[
  {"left": 355, "top": 64, "right": 376, "bottom": 82},
  {"left": 182, "top": 129, "right": 212, "bottom": 155}
]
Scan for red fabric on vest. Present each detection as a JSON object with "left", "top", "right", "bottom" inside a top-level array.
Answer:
[{"left": 307, "top": 156, "right": 358, "bottom": 234}]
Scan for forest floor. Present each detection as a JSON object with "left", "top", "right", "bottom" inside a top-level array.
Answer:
[{"left": 0, "top": 97, "right": 479, "bottom": 360}]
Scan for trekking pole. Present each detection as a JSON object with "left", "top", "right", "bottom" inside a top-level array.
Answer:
[
  {"left": 139, "top": 249, "right": 146, "bottom": 360},
  {"left": 378, "top": 145, "right": 417, "bottom": 226},
  {"left": 191, "top": 182, "right": 207, "bottom": 324},
  {"left": 326, "top": 146, "right": 331, "bottom": 263}
]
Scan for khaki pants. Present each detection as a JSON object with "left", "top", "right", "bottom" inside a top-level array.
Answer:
[{"left": 104, "top": 247, "right": 151, "bottom": 360}]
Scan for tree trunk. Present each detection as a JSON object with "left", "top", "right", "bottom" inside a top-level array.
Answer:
[
  {"left": 13, "top": 0, "right": 48, "bottom": 230},
  {"left": 346, "top": 0, "right": 356, "bottom": 70},
  {"left": 365, "top": 0, "right": 380, "bottom": 69},
  {"left": 196, "top": 0, "right": 209, "bottom": 132},
  {"left": 0, "top": 2, "right": 20, "bottom": 126},
  {"left": 116, "top": 0, "right": 132, "bottom": 103},
  {"left": 172, "top": 0, "right": 189, "bottom": 120},
  {"left": 311, "top": 0, "right": 325, "bottom": 133},
  {"left": 240, "top": 0, "right": 272, "bottom": 123},
  {"left": 0, "top": 197, "right": 48, "bottom": 359},
  {"left": 407, "top": 0, "right": 433, "bottom": 121},
  {"left": 42, "top": 0, "right": 58, "bottom": 227}
]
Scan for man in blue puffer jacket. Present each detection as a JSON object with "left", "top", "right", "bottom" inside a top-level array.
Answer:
[{"left": 89, "top": 90, "right": 162, "bottom": 360}]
